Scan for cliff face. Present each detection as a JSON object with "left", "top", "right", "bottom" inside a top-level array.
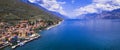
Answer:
[{"left": 0, "top": 0, "right": 62, "bottom": 24}]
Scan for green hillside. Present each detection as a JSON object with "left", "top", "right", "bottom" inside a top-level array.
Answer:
[{"left": 0, "top": 0, "right": 62, "bottom": 24}]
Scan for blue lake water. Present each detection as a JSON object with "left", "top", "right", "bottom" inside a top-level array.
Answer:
[{"left": 3, "top": 19, "right": 120, "bottom": 50}]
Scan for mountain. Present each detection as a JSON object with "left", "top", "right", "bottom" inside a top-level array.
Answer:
[
  {"left": 0, "top": 0, "right": 62, "bottom": 24},
  {"left": 51, "top": 11, "right": 68, "bottom": 19},
  {"left": 102, "top": 9, "right": 120, "bottom": 19},
  {"left": 24, "top": 0, "right": 68, "bottom": 19},
  {"left": 78, "top": 9, "right": 120, "bottom": 19}
]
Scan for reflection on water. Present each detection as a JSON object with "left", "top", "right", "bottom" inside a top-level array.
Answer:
[{"left": 3, "top": 19, "right": 120, "bottom": 50}]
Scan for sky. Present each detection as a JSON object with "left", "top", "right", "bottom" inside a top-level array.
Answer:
[{"left": 28, "top": 0, "right": 120, "bottom": 18}]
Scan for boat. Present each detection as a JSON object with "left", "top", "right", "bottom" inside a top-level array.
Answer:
[
  {"left": 11, "top": 45, "right": 17, "bottom": 49},
  {"left": 19, "top": 42, "right": 25, "bottom": 46}
]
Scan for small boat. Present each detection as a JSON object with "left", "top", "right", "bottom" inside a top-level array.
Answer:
[
  {"left": 11, "top": 42, "right": 25, "bottom": 48},
  {"left": 19, "top": 42, "right": 24, "bottom": 46},
  {"left": 11, "top": 45, "right": 16, "bottom": 49}
]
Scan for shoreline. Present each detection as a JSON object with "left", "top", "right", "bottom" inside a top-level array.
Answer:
[
  {"left": 11, "top": 34, "right": 40, "bottom": 49},
  {"left": 8, "top": 21, "right": 62, "bottom": 49},
  {"left": 46, "top": 21, "right": 62, "bottom": 30},
  {"left": 11, "top": 21, "right": 62, "bottom": 49},
  {"left": 0, "top": 21, "right": 62, "bottom": 49}
]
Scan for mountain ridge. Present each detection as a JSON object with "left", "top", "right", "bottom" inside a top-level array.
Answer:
[
  {"left": 0, "top": 0, "right": 62, "bottom": 24},
  {"left": 77, "top": 8, "right": 120, "bottom": 19}
]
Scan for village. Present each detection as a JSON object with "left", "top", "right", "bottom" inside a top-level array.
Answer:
[{"left": 0, "top": 19, "right": 60, "bottom": 49}]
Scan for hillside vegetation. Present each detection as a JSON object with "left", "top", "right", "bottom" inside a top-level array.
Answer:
[{"left": 0, "top": 0, "right": 62, "bottom": 24}]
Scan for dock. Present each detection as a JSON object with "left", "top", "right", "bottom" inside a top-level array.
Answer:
[{"left": 11, "top": 34, "right": 40, "bottom": 49}]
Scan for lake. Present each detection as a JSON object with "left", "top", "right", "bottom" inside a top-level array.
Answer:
[{"left": 3, "top": 19, "right": 120, "bottom": 50}]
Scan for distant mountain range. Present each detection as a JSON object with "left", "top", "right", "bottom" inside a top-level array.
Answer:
[
  {"left": 78, "top": 9, "right": 120, "bottom": 19},
  {"left": 49, "top": 8, "right": 120, "bottom": 19}
]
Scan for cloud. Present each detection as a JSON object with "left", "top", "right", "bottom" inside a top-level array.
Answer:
[
  {"left": 28, "top": 0, "right": 36, "bottom": 3},
  {"left": 28, "top": 0, "right": 67, "bottom": 16},
  {"left": 71, "top": 0, "right": 75, "bottom": 4},
  {"left": 28, "top": 0, "right": 120, "bottom": 18},
  {"left": 73, "top": 0, "right": 120, "bottom": 17}
]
